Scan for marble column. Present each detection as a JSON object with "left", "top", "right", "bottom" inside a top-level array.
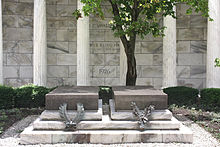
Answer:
[
  {"left": 120, "top": 40, "right": 127, "bottom": 85},
  {"left": 0, "top": 0, "right": 3, "bottom": 84},
  {"left": 77, "top": 0, "right": 90, "bottom": 86},
  {"left": 207, "top": 0, "right": 220, "bottom": 88},
  {"left": 33, "top": 0, "right": 47, "bottom": 86},
  {"left": 162, "top": 8, "right": 177, "bottom": 88}
]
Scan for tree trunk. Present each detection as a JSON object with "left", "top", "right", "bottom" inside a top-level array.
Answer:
[
  {"left": 126, "top": 49, "right": 137, "bottom": 86},
  {"left": 125, "top": 35, "right": 137, "bottom": 86},
  {"left": 108, "top": 0, "right": 139, "bottom": 86}
]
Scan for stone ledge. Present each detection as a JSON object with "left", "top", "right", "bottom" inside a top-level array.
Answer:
[
  {"left": 40, "top": 100, "right": 102, "bottom": 121},
  {"left": 46, "top": 86, "right": 99, "bottom": 110},
  {"left": 20, "top": 124, "right": 192, "bottom": 145},
  {"left": 110, "top": 99, "right": 172, "bottom": 120},
  {"left": 112, "top": 86, "right": 168, "bottom": 110},
  {"left": 33, "top": 117, "right": 180, "bottom": 130}
]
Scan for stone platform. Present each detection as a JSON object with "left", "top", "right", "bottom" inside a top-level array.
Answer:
[
  {"left": 41, "top": 100, "right": 103, "bottom": 121},
  {"left": 20, "top": 124, "right": 192, "bottom": 144},
  {"left": 32, "top": 116, "right": 180, "bottom": 130},
  {"left": 112, "top": 86, "right": 167, "bottom": 110},
  {"left": 20, "top": 86, "right": 193, "bottom": 145},
  {"left": 46, "top": 86, "right": 99, "bottom": 110},
  {"left": 20, "top": 105, "right": 193, "bottom": 144},
  {"left": 46, "top": 86, "right": 168, "bottom": 110},
  {"left": 110, "top": 99, "right": 172, "bottom": 120}
]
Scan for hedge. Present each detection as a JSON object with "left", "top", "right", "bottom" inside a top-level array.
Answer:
[
  {"left": 14, "top": 85, "right": 35, "bottom": 108},
  {"left": 0, "top": 84, "right": 53, "bottom": 109},
  {"left": 200, "top": 88, "right": 220, "bottom": 107},
  {"left": 0, "top": 85, "right": 15, "bottom": 109},
  {"left": 2, "top": 84, "right": 220, "bottom": 109},
  {"left": 14, "top": 84, "right": 53, "bottom": 108},
  {"left": 163, "top": 86, "right": 199, "bottom": 106}
]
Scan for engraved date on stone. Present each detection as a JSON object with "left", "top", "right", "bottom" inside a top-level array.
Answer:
[{"left": 99, "top": 68, "right": 111, "bottom": 74}]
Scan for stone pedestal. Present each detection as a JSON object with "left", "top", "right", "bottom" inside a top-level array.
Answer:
[
  {"left": 77, "top": 0, "right": 90, "bottom": 86},
  {"left": 207, "top": 0, "right": 220, "bottom": 88},
  {"left": 0, "top": 0, "right": 3, "bottom": 84},
  {"left": 20, "top": 86, "right": 192, "bottom": 145},
  {"left": 110, "top": 99, "right": 172, "bottom": 120},
  {"left": 33, "top": 0, "right": 47, "bottom": 86},
  {"left": 20, "top": 124, "right": 193, "bottom": 144},
  {"left": 112, "top": 86, "right": 167, "bottom": 110},
  {"left": 45, "top": 86, "right": 99, "bottom": 110},
  {"left": 163, "top": 9, "right": 177, "bottom": 88}
]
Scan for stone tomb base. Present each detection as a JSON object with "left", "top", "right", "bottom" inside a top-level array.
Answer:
[
  {"left": 20, "top": 86, "right": 193, "bottom": 144},
  {"left": 20, "top": 124, "right": 192, "bottom": 144},
  {"left": 20, "top": 105, "right": 193, "bottom": 144}
]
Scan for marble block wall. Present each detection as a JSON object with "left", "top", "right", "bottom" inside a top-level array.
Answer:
[
  {"left": 2, "top": 0, "right": 207, "bottom": 89},
  {"left": 3, "top": 0, "right": 33, "bottom": 87},
  {"left": 176, "top": 4, "right": 207, "bottom": 89}
]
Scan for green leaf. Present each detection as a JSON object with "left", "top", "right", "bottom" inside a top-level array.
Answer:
[{"left": 215, "top": 58, "right": 220, "bottom": 67}]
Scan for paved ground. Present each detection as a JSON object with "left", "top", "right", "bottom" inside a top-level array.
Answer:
[{"left": 0, "top": 114, "right": 219, "bottom": 147}]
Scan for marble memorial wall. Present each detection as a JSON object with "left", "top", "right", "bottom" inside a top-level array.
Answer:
[{"left": 2, "top": 0, "right": 207, "bottom": 89}]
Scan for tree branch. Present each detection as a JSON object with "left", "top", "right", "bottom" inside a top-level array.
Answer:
[
  {"left": 108, "top": 0, "right": 128, "bottom": 51},
  {"left": 133, "top": 0, "right": 138, "bottom": 21}
]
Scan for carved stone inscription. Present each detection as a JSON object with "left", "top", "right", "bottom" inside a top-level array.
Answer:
[
  {"left": 90, "top": 42, "right": 120, "bottom": 53},
  {"left": 99, "top": 68, "right": 111, "bottom": 74},
  {"left": 93, "top": 66, "right": 116, "bottom": 78}
]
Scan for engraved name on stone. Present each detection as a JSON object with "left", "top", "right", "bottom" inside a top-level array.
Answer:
[
  {"left": 90, "top": 24, "right": 110, "bottom": 29},
  {"left": 90, "top": 42, "right": 119, "bottom": 48}
]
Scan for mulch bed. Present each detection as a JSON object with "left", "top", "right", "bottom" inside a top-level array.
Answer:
[
  {"left": 0, "top": 108, "right": 43, "bottom": 137},
  {"left": 171, "top": 107, "right": 220, "bottom": 141}
]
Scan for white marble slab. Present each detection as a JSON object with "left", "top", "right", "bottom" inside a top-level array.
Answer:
[
  {"left": 33, "top": 116, "right": 180, "bottom": 130},
  {"left": 40, "top": 99, "right": 102, "bottom": 121},
  {"left": 20, "top": 123, "right": 192, "bottom": 145},
  {"left": 110, "top": 99, "right": 172, "bottom": 120}
]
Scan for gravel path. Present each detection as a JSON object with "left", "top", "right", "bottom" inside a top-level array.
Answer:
[{"left": 0, "top": 114, "right": 219, "bottom": 147}]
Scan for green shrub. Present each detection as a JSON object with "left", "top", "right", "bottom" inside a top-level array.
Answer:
[
  {"left": 14, "top": 84, "right": 52, "bottom": 108},
  {"left": 14, "top": 84, "right": 34, "bottom": 108},
  {"left": 200, "top": 88, "right": 220, "bottom": 107},
  {"left": 163, "top": 86, "right": 199, "bottom": 106},
  {"left": 0, "top": 85, "right": 15, "bottom": 109},
  {"left": 32, "top": 86, "right": 51, "bottom": 107}
]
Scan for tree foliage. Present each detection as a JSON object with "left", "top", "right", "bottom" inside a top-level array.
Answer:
[
  {"left": 73, "top": 0, "right": 210, "bottom": 85},
  {"left": 74, "top": 0, "right": 209, "bottom": 39},
  {"left": 215, "top": 58, "right": 220, "bottom": 67}
]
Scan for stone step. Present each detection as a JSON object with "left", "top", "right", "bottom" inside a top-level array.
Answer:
[
  {"left": 112, "top": 86, "right": 168, "bottom": 110},
  {"left": 33, "top": 117, "right": 180, "bottom": 130},
  {"left": 40, "top": 103, "right": 172, "bottom": 121},
  {"left": 110, "top": 99, "right": 172, "bottom": 120},
  {"left": 20, "top": 124, "right": 192, "bottom": 145},
  {"left": 46, "top": 86, "right": 99, "bottom": 110},
  {"left": 40, "top": 100, "right": 102, "bottom": 121}
]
